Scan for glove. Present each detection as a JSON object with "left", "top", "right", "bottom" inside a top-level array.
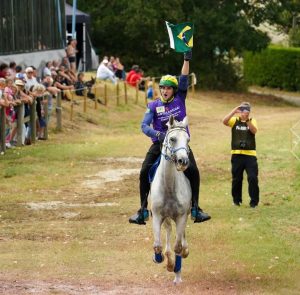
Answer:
[
  {"left": 156, "top": 131, "right": 166, "bottom": 143},
  {"left": 184, "top": 50, "right": 192, "bottom": 61}
]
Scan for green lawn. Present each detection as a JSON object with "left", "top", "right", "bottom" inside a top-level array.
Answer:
[{"left": 0, "top": 90, "right": 299, "bottom": 294}]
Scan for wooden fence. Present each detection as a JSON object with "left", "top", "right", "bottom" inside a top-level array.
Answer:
[
  {"left": 0, "top": 73, "right": 197, "bottom": 153},
  {"left": 0, "top": 92, "right": 62, "bottom": 154}
]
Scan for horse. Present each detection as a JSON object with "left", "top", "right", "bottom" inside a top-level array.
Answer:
[{"left": 150, "top": 115, "right": 191, "bottom": 284}]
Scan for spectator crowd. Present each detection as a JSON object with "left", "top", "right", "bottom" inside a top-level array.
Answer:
[{"left": 1, "top": 49, "right": 157, "bottom": 152}]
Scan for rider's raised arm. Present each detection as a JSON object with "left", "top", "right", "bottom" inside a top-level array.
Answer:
[
  {"left": 181, "top": 60, "right": 189, "bottom": 76},
  {"left": 178, "top": 50, "right": 192, "bottom": 95}
]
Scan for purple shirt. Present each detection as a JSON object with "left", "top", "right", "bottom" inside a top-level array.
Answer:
[{"left": 141, "top": 75, "right": 190, "bottom": 143}]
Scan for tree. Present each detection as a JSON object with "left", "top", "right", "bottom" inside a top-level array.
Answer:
[{"left": 75, "top": 0, "right": 274, "bottom": 89}]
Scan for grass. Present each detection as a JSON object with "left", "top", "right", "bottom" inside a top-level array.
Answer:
[{"left": 0, "top": 89, "right": 299, "bottom": 294}]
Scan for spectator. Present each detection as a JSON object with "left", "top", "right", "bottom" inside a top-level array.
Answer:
[
  {"left": 53, "top": 70, "right": 74, "bottom": 101},
  {"left": 126, "top": 65, "right": 139, "bottom": 84},
  {"left": 7, "top": 62, "right": 17, "bottom": 80},
  {"left": 42, "top": 75, "right": 59, "bottom": 121},
  {"left": 66, "top": 38, "right": 77, "bottom": 74},
  {"left": 15, "top": 65, "right": 23, "bottom": 79},
  {"left": 96, "top": 58, "right": 117, "bottom": 84},
  {"left": 107, "top": 56, "right": 115, "bottom": 72},
  {"left": 25, "top": 67, "right": 39, "bottom": 92},
  {"left": 31, "top": 84, "right": 47, "bottom": 140},
  {"left": 42, "top": 61, "right": 52, "bottom": 78},
  {"left": 128, "top": 68, "right": 147, "bottom": 90},
  {"left": 75, "top": 72, "right": 96, "bottom": 100},
  {"left": 114, "top": 57, "right": 125, "bottom": 80},
  {"left": 0, "top": 78, "right": 9, "bottom": 107},
  {"left": 146, "top": 81, "right": 157, "bottom": 101},
  {"left": 222, "top": 102, "right": 260, "bottom": 208},
  {"left": 0, "top": 63, "right": 9, "bottom": 79}
]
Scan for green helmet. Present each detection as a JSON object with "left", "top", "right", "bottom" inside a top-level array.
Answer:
[{"left": 159, "top": 75, "right": 178, "bottom": 88}]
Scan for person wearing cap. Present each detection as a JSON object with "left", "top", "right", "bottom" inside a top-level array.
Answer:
[
  {"left": 25, "top": 67, "right": 39, "bottom": 92},
  {"left": 96, "top": 58, "right": 117, "bottom": 84},
  {"left": 222, "top": 102, "right": 259, "bottom": 208},
  {"left": 129, "top": 50, "right": 211, "bottom": 225}
]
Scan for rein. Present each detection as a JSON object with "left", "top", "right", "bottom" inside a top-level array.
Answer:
[{"left": 161, "top": 127, "right": 190, "bottom": 162}]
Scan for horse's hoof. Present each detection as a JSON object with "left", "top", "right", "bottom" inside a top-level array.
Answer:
[
  {"left": 173, "top": 277, "right": 182, "bottom": 284},
  {"left": 182, "top": 248, "right": 189, "bottom": 258},
  {"left": 152, "top": 252, "right": 164, "bottom": 264}
]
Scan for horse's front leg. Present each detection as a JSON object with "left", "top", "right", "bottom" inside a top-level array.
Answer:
[
  {"left": 173, "top": 215, "right": 188, "bottom": 284},
  {"left": 152, "top": 212, "right": 164, "bottom": 263},
  {"left": 164, "top": 218, "right": 174, "bottom": 272}
]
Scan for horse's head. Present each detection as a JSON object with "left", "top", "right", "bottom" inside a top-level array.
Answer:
[{"left": 163, "top": 115, "right": 190, "bottom": 171}]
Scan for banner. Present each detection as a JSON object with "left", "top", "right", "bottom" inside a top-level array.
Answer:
[{"left": 165, "top": 21, "right": 194, "bottom": 52}]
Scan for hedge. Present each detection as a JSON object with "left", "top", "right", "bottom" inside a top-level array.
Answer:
[{"left": 244, "top": 46, "right": 300, "bottom": 91}]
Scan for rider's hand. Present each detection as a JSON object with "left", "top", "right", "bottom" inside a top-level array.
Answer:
[
  {"left": 156, "top": 131, "right": 166, "bottom": 143},
  {"left": 184, "top": 50, "right": 192, "bottom": 61}
]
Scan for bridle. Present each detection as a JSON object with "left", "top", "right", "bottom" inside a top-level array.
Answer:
[{"left": 161, "top": 127, "right": 190, "bottom": 162}]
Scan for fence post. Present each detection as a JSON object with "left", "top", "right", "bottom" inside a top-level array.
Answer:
[
  {"left": 0, "top": 107, "right": 5, "bottom": 153},
  {"left": 104, "top": 84, "right": 107, "bottom": 106},
  {"left": 44, "top": 96, "right": 49, "bottom": 140},
  {"left": 29, "top": 100, "right": 36, "bottom": 143},
  {"left": 16, "top": 103, "right": 24, "bottom": 146},
  {"left": 70, "top": 91, "right": 74, "bottom": 121},
  {"left": 124, "top": 82, "right": 128, "bottom": 104},
  {"left": 56, "top": 92, "right": 62, "bottom": 131},
  {"left": 135, "top": 84, "right": 139, "bottom": 104},
  {"left": 116, "top": 83, "right": 119, "bottom": 106},
  {"left": 83, "top": 89, "right": 87, "bottom": 113}
]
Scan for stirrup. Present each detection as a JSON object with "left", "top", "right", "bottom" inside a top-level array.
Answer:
[{"left": 129, "top": 209, "right": 149, "bottom": 225}]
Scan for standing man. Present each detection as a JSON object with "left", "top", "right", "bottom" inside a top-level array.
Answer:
[{"left": 222, "top": 102, "right": 259, "bottom": 208}]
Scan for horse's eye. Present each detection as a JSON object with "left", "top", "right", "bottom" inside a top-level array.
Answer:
[{"left": 169, "top": 137, "right": 176, "bottom": 144}]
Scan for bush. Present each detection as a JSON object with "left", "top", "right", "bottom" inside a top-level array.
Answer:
[{"left": 244, "top": 46, "right": 300, "bottom": 91}]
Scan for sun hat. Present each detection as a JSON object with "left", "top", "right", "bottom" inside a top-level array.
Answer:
[{"left": 15, "top": 79, "right": 25, "bottom": 86}]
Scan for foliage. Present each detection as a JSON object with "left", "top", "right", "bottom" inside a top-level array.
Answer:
[
  {"left": 244, "top": 45, "right": 300, "bottom": 91},
  {"left": 71, "top": 0, "right": 277, "bottom": 89},
  {"left": 289, "top": 27, "right": 300, "bottom": 47}
]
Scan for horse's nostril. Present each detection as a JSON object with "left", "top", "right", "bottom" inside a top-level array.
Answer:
[{"left": 178, "top": 159, "right": 183, "bottom": 165}]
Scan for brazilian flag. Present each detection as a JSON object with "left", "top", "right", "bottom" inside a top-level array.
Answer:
[{"left": 165, "top": 21, "right": 194, "bottom": 52}]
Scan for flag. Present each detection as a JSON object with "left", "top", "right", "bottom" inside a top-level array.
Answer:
[{"left": 165, "top": 21, "right": 194, "bottom": 52}]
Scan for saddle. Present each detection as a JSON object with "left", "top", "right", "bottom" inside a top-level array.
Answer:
[{"left": 148, "top": 155, "right": 161, "bottom": 183}]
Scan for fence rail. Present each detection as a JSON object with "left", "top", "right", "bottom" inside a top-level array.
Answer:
[{"left": 0, "top": 92, "right": 62, "bottom": 154}]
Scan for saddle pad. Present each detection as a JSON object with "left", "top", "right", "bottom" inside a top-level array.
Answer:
[{"left": 148, "top": 155, "right": 161, "bottom": 183}]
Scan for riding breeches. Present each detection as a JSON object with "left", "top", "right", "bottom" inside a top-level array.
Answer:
[{"left": 139, "top": 142, "right": 201, "bottom": 209}]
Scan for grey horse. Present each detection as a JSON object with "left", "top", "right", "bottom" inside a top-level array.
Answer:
[{"left": 150, "top": 115, "right": 191, "bottom": 284}]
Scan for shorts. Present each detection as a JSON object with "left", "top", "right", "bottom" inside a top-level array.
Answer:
[{"left": 68, "top": 56, "right": 76, "bottom": 63}]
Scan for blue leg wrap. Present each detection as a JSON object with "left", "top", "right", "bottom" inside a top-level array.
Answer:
[
  {"left": 155, "top": 253, "right": 163, "bottom": 263},
  {"left": 174, "top": 255, "right": 182, "bottom": 273}
]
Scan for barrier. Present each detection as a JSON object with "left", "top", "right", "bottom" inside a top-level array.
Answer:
[{"left": 0, "top": 93, "right": 56, "bottom": 154}]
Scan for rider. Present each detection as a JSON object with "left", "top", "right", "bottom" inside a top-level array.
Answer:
[{"left": 129, "top": 50, "right": 211, "bottom": 225}]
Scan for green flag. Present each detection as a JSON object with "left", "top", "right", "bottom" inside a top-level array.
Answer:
[{"left": 165, "top": 21, "right": 194, "bottom": 52}]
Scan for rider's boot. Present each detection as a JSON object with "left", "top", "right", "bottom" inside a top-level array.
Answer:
[
  {"left": 129, "top": 208, "right": 149, "bottom": 225},
  {"left": 191, "top": 207, "right": 211, "bottom": 223}
]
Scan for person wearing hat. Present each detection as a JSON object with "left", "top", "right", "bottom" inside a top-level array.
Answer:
[
  {"left": 222, "top": 102, "right": 260, "bottom": 208},
  {"left": 96, "top": 58, "right": 117, "bottom": 84},
  {"left": 129, "top": 50, "right": 211, "bottom": 225}
]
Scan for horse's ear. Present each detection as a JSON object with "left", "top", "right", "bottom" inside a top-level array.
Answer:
[
  {"left": 169, "top": 115, "right": 175, "bottom": 128},
  {"left": 182, "top": 116, "right": 188, "bottom": 127}
]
